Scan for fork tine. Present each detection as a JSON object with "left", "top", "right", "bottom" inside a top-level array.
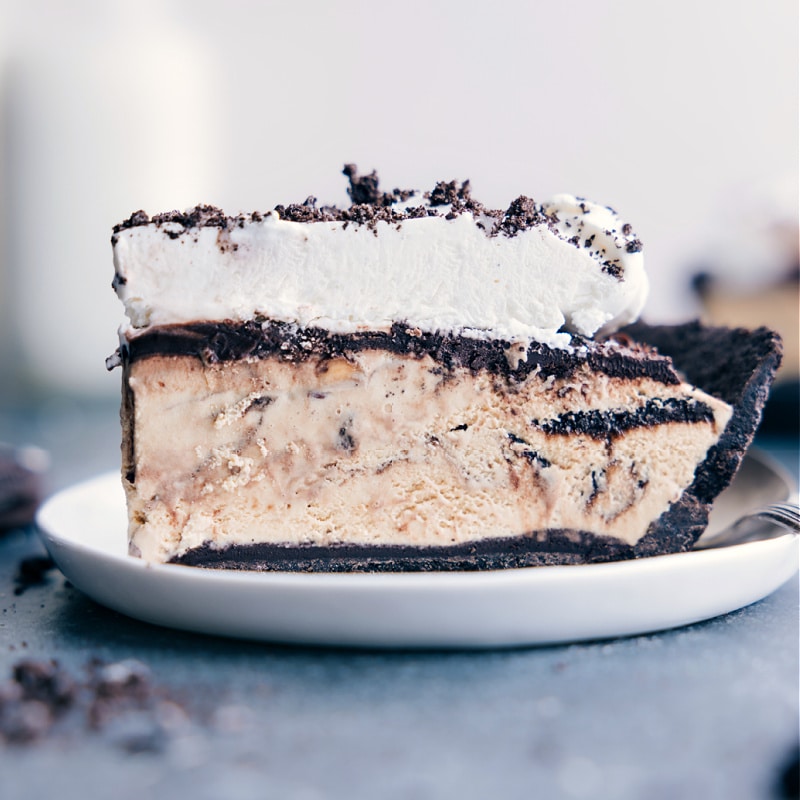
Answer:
[
  {"left": 752, "top": 503, "right": 800, "bottom": 534},
  {"left": 695, "top": 501, "right": 800, "bottom": 549}
]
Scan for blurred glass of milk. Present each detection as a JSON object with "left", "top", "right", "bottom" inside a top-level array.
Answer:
[{"left": 3, "top": 8, "right": 220, "bottom": 397}]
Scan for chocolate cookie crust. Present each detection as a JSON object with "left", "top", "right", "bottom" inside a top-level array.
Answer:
[{"left": 170, "top": 529, "right": 639, "bottom": 572}]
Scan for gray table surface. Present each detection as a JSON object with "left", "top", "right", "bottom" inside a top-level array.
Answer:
[{"left": 0, "top": 398, "right": 797, "bottom": 800}]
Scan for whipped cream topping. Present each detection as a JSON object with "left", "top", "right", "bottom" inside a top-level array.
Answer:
[{"left": 112, "top": 178, "right": 647, "bottom": 349}]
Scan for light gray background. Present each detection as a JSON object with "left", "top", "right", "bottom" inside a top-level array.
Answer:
[{"left": 0, "top": 0, "right": 797, "bottom": 396}]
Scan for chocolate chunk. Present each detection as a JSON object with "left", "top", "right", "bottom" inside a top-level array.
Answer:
[
  {"left": 506, "top": 433, "right": 552, "bottom": 467},
  {"left": 337, "top": 419, "right": 356, "bottom": 452}
]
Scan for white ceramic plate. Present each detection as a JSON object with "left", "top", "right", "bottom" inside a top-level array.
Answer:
[{"left": 36, "top": 454, "right": 798, "bottom": 649}]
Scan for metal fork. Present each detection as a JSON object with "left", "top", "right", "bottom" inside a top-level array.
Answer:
[{"left": 694, "top": 501, "right": 800, "bottom": 549}]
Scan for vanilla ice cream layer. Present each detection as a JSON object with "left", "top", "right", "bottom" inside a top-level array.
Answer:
[
  {"left": 123, "top": 351, "right": 730, "bottom": 563},
  {"left": 112, "top": 194, "right": 647, "bottom": 349}
]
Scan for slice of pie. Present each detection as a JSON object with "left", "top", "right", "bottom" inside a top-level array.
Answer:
[{"left": 107, "top": 168, "right": 781, "bottom": 570}]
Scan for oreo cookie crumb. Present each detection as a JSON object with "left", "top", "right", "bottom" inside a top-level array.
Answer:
[
  {"left": 0, "top": 658, "right": 192, "bottom": 752},
  {"left": 775, "top": 745, "right": 800, "bottom": 799},
  {"left": 602, "top": 259, "right": 623, "bottom": 279},
  {"left": 274, "top": 195, "right": 325, "bottom": 223},
  {"left": 110, "top": 166, "right": 642, "bottom": 269},
  {"left": 13, "top": 660, "right": 77, "bottom": 712},
  {"left": 625, "top": 239, "right": 643, "bottom": 254},
  {"left": 13, "top": 556, "right": 56, "bottom": 596},
  {"left": 0, "top": 660, "right": 75, "bottom": 743},
  {"left": 496, "top": 196, "right": 546, "bottom": 237},
  {"left": 343, "top": 164, "right": 387, "bottom": 206},
  {"left": 427, "top": 179, "right": 472, "bottom": 207},
  {"left": 112, "top": 166, "right": 506, "bottom": 236},
  {"left": 0, "top": 445, "right": 45, "bottom": 532}
]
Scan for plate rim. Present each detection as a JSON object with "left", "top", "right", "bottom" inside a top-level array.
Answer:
[
  {"left": 36, "top": 469, "right": 799, "bottom": 589},
  {"left": 33, "top": 466, "right": 799, "bottom": 648}
]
